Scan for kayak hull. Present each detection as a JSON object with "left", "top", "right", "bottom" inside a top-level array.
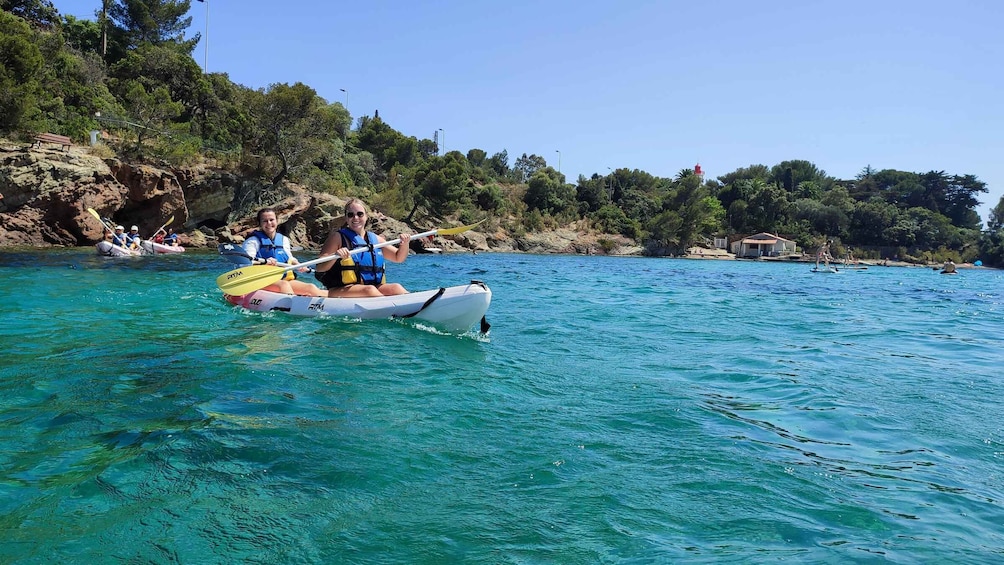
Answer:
[
  {"left": 95, "top": 241, "right": 140, "bottom": 257},
  {"left": 225, "top": 281, "right": 492, "bottom": 332},
  {"left": 141, "top": 240, "right": 186, "bottom": 254}
]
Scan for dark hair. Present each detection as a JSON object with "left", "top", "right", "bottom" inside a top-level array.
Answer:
[{"left": 256, "top": 207, "right": 278, "bottom": 223}]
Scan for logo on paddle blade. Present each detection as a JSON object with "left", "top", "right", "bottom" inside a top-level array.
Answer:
[{"left": 227, "top": 270, "right": 243, "bottom": 279}]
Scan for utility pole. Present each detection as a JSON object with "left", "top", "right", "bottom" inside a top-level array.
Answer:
[
  {"left": 196, "top": 0, "right": 209, "bottom": 72},
  {"left": 100, "top": 0, "right": 108, "bottom": 57}
]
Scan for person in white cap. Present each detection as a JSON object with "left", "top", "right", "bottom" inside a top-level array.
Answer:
[
  {"left": 112, "top": 225, "right": 128, "bottom": 247},
  {"left": 126, "top": 225, "right": 142, "bottom": 249}
]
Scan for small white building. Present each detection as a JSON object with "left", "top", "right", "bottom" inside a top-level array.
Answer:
[{"left": 731, "top": 233, "right": 798, "bottom": 258}]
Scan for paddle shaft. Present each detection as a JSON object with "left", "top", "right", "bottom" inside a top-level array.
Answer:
[
  {"left": 286, "top": 228, "right": 438, "bottom": 274},
  {"left": 218, "top": 243, "right": 302, "bottom": 270},
  {"left": 149, "top": 215, "right": 175, "bottom": 240},
  {"left": 86, "top": 207, "right": 116, "bottom": 234}
]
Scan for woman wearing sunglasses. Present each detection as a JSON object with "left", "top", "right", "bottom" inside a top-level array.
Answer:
[{"left": 314, "top": 198, "right": 411, "bottom": 297}]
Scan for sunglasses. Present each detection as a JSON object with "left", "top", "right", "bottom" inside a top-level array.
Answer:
[{"left": 346, "top": 211, "right": 366, "bottom": 218}]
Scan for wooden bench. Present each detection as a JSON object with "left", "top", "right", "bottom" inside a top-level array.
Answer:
[{"left": 34, "top": 133, "right": 72, "bottom": 151}]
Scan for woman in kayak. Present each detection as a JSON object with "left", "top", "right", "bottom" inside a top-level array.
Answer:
[
  {"left": 244, "top": 208, "right": 325, "bottom": 296},
  {"left": 163, "top": 228, "right": 179, "bottom": 246},
  {"left": 314, "top": 198, "right": 411, "bottom": 298}
]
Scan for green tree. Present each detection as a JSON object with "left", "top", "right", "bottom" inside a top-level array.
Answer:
[
  {"left": 120, "top": 80, "right": 181, "bottom": 151},
  {"left": 466, "top": 148, "right": 486, "bottom": 168},
  {"left": 254, "top": 82, "right": 326, "bottom": 186},
  {"left": 108, "top": 0, "right": 198, "bottom": 52},
  {"left": 410, "top": 153, "right": 468, "bottom": 219},
  {"left": 591, "top": 204, "right": 640, "bottom": 239},
  {"left": 109, "top": 42, "right": 204, "bottom": 121},
  {"left": 977, "top": 195, "right": 1004, "bottom": 267},
  {"left": 650, "top": 174, "right": 722, "bottom": 250},
  {"left": 849, "top": 200, "right": 900, "bottom": 245},
  {"left": 524, "top": 168, "right": 575, "bottom": 216},
  {"left": 2, "top": 0, "right": 58, "bottom": 28},
  {"left": 575, "top": 173, "right": 610, "bottom": 213},
  {"left": 770, "top": 160, "right": 833, "bottom": 197},
  {"left": 512, "top": 153, "right": 545, "bottom": 183},
  {"left": 61, "top": 15, "right": 102, "bottom": 52},
  {"left": 486, "top": 149, "right": 509, "bottom": 179},
  {"left": 0, "top": 10, "right": 44, "bottom": 132},
  {"left": 356, "top": 114, "right": 411, "bottom": 169}
]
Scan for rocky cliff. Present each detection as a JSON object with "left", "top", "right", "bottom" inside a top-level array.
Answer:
[{"left": 0, "top": 140, "right": 640, "bottom": 255}]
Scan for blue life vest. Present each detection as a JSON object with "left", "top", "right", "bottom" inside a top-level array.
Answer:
[
  {"left": 248, "top": 230, "right": 297, "bottom": 280},
  {"left": 333, "top": 228, "right": 385, "bottom": 286},
  {"left": 163, "top": 233, "right": 179, "bottom": 245},
  {"left": 249, "top": 230, "right": 291, "bottom": 263}
]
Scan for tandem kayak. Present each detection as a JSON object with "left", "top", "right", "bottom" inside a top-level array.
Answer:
[
  {"left": 225, "top": 280, "right": 492, "bottom": 333},
  {"left": 141, "top": 240, "right": 185, "bottom": 254}
]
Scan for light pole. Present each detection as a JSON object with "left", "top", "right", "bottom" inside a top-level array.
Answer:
[
  {"left": 439, "top": 128, "right": 444, "bottom": 156},
  {"left": 555, "top": 150, "right": 561, "bottom": 174},
  {"left": 196, "top": 0, "right": 208, "bottom": 73},
  {"left": 339, "top": 88, "right": 348, "bottom": 113}
]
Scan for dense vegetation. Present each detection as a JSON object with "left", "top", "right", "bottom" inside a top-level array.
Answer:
[{"left": 3, "top": 0, "right": 1003, "bottom": 265}]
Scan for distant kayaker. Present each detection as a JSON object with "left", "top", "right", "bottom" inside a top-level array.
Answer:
[
  {"left": 314, "top": 198, "right": 411, "bottom": 298},
  {"left": 163, "top": 228, "right": 179, "bottom": 246},
  {"left": 112, "top": 225, "right": 128, "bottom": 247},
  {"left": 816, "top": 239, "right": 833, "bottom": 270},
  {"left": 942, "top": 259, "right": 957, "bottom": 274},
  {"left": 244, "top": 207, "right": 325, "bottom": 296},
  {"left": 126, "top": 225, "right": 142, "bottom": 249}
]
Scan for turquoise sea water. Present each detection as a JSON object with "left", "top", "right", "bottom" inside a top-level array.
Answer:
[{"left": 1, "top": 249, "right": 1002, "bottom": 564}]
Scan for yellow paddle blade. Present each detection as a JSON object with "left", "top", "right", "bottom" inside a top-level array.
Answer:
[
  {"left": 86, "top": 207, "right": 102, "bottom": 221},
  {"left": 437, "top": 218, "right": 486, "bottom": 235},
  {"left": 215, "top": 264, "right": 287, "bottom": 295}
]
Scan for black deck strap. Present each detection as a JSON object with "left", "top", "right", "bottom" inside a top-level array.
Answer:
[{"left": 398, "top": 287, "right": 447, "bottom": 319}]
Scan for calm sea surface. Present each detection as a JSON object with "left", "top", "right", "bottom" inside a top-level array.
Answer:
[{"left": 0, "top": 249, "right": 1001, "bottom": 564}]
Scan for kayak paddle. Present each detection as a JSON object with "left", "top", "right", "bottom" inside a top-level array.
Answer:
[
  {"left": 86, "top": 207, "right": 116, "bottom": 233},
  {"left": 215, "top": 219, "right": 486, "bottom": 295},
  {"left": 148, "top": 215, "right": 175, "bottom": 241},
  {"left": 217, "top": 243, "right": 304, "bottom": 270}
]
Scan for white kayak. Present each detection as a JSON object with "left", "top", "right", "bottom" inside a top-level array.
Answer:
[
  {"left": 141, "top": 240, "right": 185, "bottom": 254},
  {"left": 95, "top": 241, "right": 140, "bottom": 257},
  {"left": 225, "top": 280, "right": 492, "bottom": 333}
]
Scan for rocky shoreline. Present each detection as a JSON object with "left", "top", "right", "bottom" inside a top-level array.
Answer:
[
  {"left": 0, "top": 141, "right": 643, "bottom": 255},
  {"left": 1, "top": 141, "right": 995, "bottom": 269}
]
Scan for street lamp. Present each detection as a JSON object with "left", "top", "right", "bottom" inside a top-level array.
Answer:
[
  {"left": 439, "top": 128, "right": 444, "bottom": 155},
  {"left": 339, "top": 88, "right": 348, "bottom": 113},
  {"left": 555, "top": 150, "right": 561, "bottom": 174},
  {"left": 196, "top": 0, "right": 208, "bottom": 72}
]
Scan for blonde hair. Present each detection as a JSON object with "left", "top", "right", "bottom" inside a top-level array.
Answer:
[{"left": 343, "top": 198, "right": 367, "bottom": 215}]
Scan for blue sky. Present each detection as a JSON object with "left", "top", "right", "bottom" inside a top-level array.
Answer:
[{"left": 53, "top": 0, "right": 1003, "bottom": 225}]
